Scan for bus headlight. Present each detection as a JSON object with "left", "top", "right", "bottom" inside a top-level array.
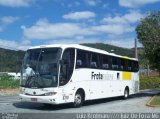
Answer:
[{"left": 44, "top": 92, "right": 57, "bottom": 96}]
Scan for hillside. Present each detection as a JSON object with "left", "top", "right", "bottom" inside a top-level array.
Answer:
[
  {"left": 0, "top": 48, "right": 25, "bottom": 72},
  {"left": 0, "top": 43, "right": 144, "bottom": 72},
  {"left": 82, "top": 43, "right": 135, "bottom": 58}
]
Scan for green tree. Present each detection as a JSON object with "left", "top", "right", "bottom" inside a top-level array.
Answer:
[{"left": 136, "top": 11, "right": 160, "bottom": 73}]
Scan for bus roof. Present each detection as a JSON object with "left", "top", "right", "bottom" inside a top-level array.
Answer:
[{"left": 29, "top": 44, "right": 138, "bottom": 61}]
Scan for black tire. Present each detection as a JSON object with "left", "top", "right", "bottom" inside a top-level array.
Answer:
[
  {"left": 123, "top": 88, "right": 129, "bottom": 99},
  {"left": 73, "top": 91, "right": 84, "bottom": 108}
]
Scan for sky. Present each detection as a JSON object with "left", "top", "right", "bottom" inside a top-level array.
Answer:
[{"left": 0, "top": 0, "right": 160, "bottom": 50}]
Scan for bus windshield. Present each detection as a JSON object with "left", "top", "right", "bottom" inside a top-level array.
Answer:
[{"left": 21, "top": 48, "right": 62, "bottom": 88}]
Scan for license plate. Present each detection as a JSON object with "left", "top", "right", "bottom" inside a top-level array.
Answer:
[{"left": 31, "top": 98, "right": 37, "bottom": 101}]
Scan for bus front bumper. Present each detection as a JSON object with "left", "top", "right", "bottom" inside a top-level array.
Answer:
[{"left": 19, "top": 94, "right": 59, "bottom": 104}]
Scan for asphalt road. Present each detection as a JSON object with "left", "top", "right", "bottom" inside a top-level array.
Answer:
[{"left": 0, "top": 89, "right": 160, "bottom": 119}]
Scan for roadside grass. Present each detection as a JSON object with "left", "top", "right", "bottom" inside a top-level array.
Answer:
[
  {"left": 140, "top": 76, "right": 160, "bottom": 107},
  {"left": 140, "top": 76, "right": 160, "bottom": 90},
  {"left": 0, "top": 76, "right": 19, "bottom": 89},
  {"left": 147, "top": 94, "right": 160, "bottom": 107}
]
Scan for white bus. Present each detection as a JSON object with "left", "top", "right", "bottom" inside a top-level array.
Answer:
[{"left": 19, "top": 44, "right": 139, "bottom": 107}]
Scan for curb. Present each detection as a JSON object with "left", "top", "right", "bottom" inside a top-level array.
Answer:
[
  {"left": 0, "top": 92, "right": 19, "bottom": 96},
  {"left": 0, "top": 89, "right": 19, "bottom": 96},
  {"left": 146, "top": 94, "right": 160, "bottom": 107}
]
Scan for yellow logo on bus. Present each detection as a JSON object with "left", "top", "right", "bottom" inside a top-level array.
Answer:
[{"left": 123, "top": 72, "right": 132, "bottom": 80}]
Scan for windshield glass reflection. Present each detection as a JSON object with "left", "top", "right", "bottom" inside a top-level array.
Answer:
[{"left": 21, "top": 48, "right": 61, "bottom": 88}]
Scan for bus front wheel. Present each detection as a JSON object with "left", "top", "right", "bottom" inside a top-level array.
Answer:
[
  {"left": 123, "top": 88, "right": 129, "bottom": 99},
  {"left": 73, "top": 91, "right": 84, "bottom": 108}
]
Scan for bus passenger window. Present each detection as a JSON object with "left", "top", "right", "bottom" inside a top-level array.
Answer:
[
  {"left": 101, "top": 55, "right": 109, "bottom": 69},
  {"left": 132, "top": 61, "right": 139, "bottom": 72},
  {"left": 76, "top": 50, "right": 88, "bottom": 68},
  {"left": 102, "top": 64, "right": 109, "bottom": 69},
  {"left": 90, "top": 53, "right": 100, "bottom": 68},
  {"left": 120, "top": 59, "right": 125, "bottom": 70},
  {"left": 127, "top": 61, "right": 132, "bottom": 71},
  {"left": 91, "top": 62, "right": 97, "bottom": 68},
  {"left": 76, "top": 59, "right": 82, "bottom": 67},
  {"left": 135, "top": 62, "right": 139, "bottom": 72},
  {"left": 112, "top": 57, "right": 119, "bottom": 70}
]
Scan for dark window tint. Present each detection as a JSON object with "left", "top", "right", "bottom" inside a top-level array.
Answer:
[
  {"left": 111, "top": 57, "right": 119, "bottom": 70},
  {"left": 132, "top": 61, "right": 139, "bottom": 72},
  {"left": 101, "top": 55, "right": 109, "bottom": 69},
  {"left": 76, "top": 49, "right": 89, "bottom": 68},
  {"left": 59, "top": 48, "right": 75, "bottom": 86},
  {"left": 90, "top": 53, "right": 100, "bottom": 68},
  {"left": 120, "top": 59, "right": 125, "bottom": 70},
  {"left": 75, "top": 49, "right": 139, "bottom": 72},
  {"left": 127, "top": 60, "right": 132, "bottom": 71}
]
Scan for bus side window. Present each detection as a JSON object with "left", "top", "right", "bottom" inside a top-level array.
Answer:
[
  {"left": 111, "top": 57, "right": 119, "bottom": 70},
  {"left": 136, "top": 62, "right": 139, "bottom": 72},
  {"left": 135, "top": 62, "right": 139, "bottom": 72},
  {"left": 101, "top": 55, "right": 109, "bottom": 69},
  {"left": 76, "top": 59, "right": 82, "bottom": 67},
  {"left": 76, "top": 49, "right": 88, "bottom": 68},
  {"left": 90, "top": 53, "right": 100, "bottom": 68},
  {"left": 120, "top": 59, "right": 125, "bottom": 71},
  {"left": 127, "top": 61, "right": 132, "bottom": 71},
  {"left": 132, "top": 61, "right": 139, "bottom": 72},
  {"left": 90, "top": 62, "right": 97, "bottom": 68}
]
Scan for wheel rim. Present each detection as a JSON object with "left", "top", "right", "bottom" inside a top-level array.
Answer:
[{"left": 74, "top": 94, "right": 82, "bottom": 105}]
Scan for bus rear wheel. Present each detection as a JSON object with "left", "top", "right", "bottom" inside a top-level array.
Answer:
[
  {"left": 123, "top": 88, "right": 129, "bottom": 99},
  {"left": 73, "top": 91, "right": 84, "bottom": 108}
]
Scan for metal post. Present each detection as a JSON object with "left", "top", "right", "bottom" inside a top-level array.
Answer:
[
  {"left": 147, "top": 64, "right": 150, "bottom": 76},
  {"left": 135, "top": 38, "right": 138, "bottom": 59}
]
